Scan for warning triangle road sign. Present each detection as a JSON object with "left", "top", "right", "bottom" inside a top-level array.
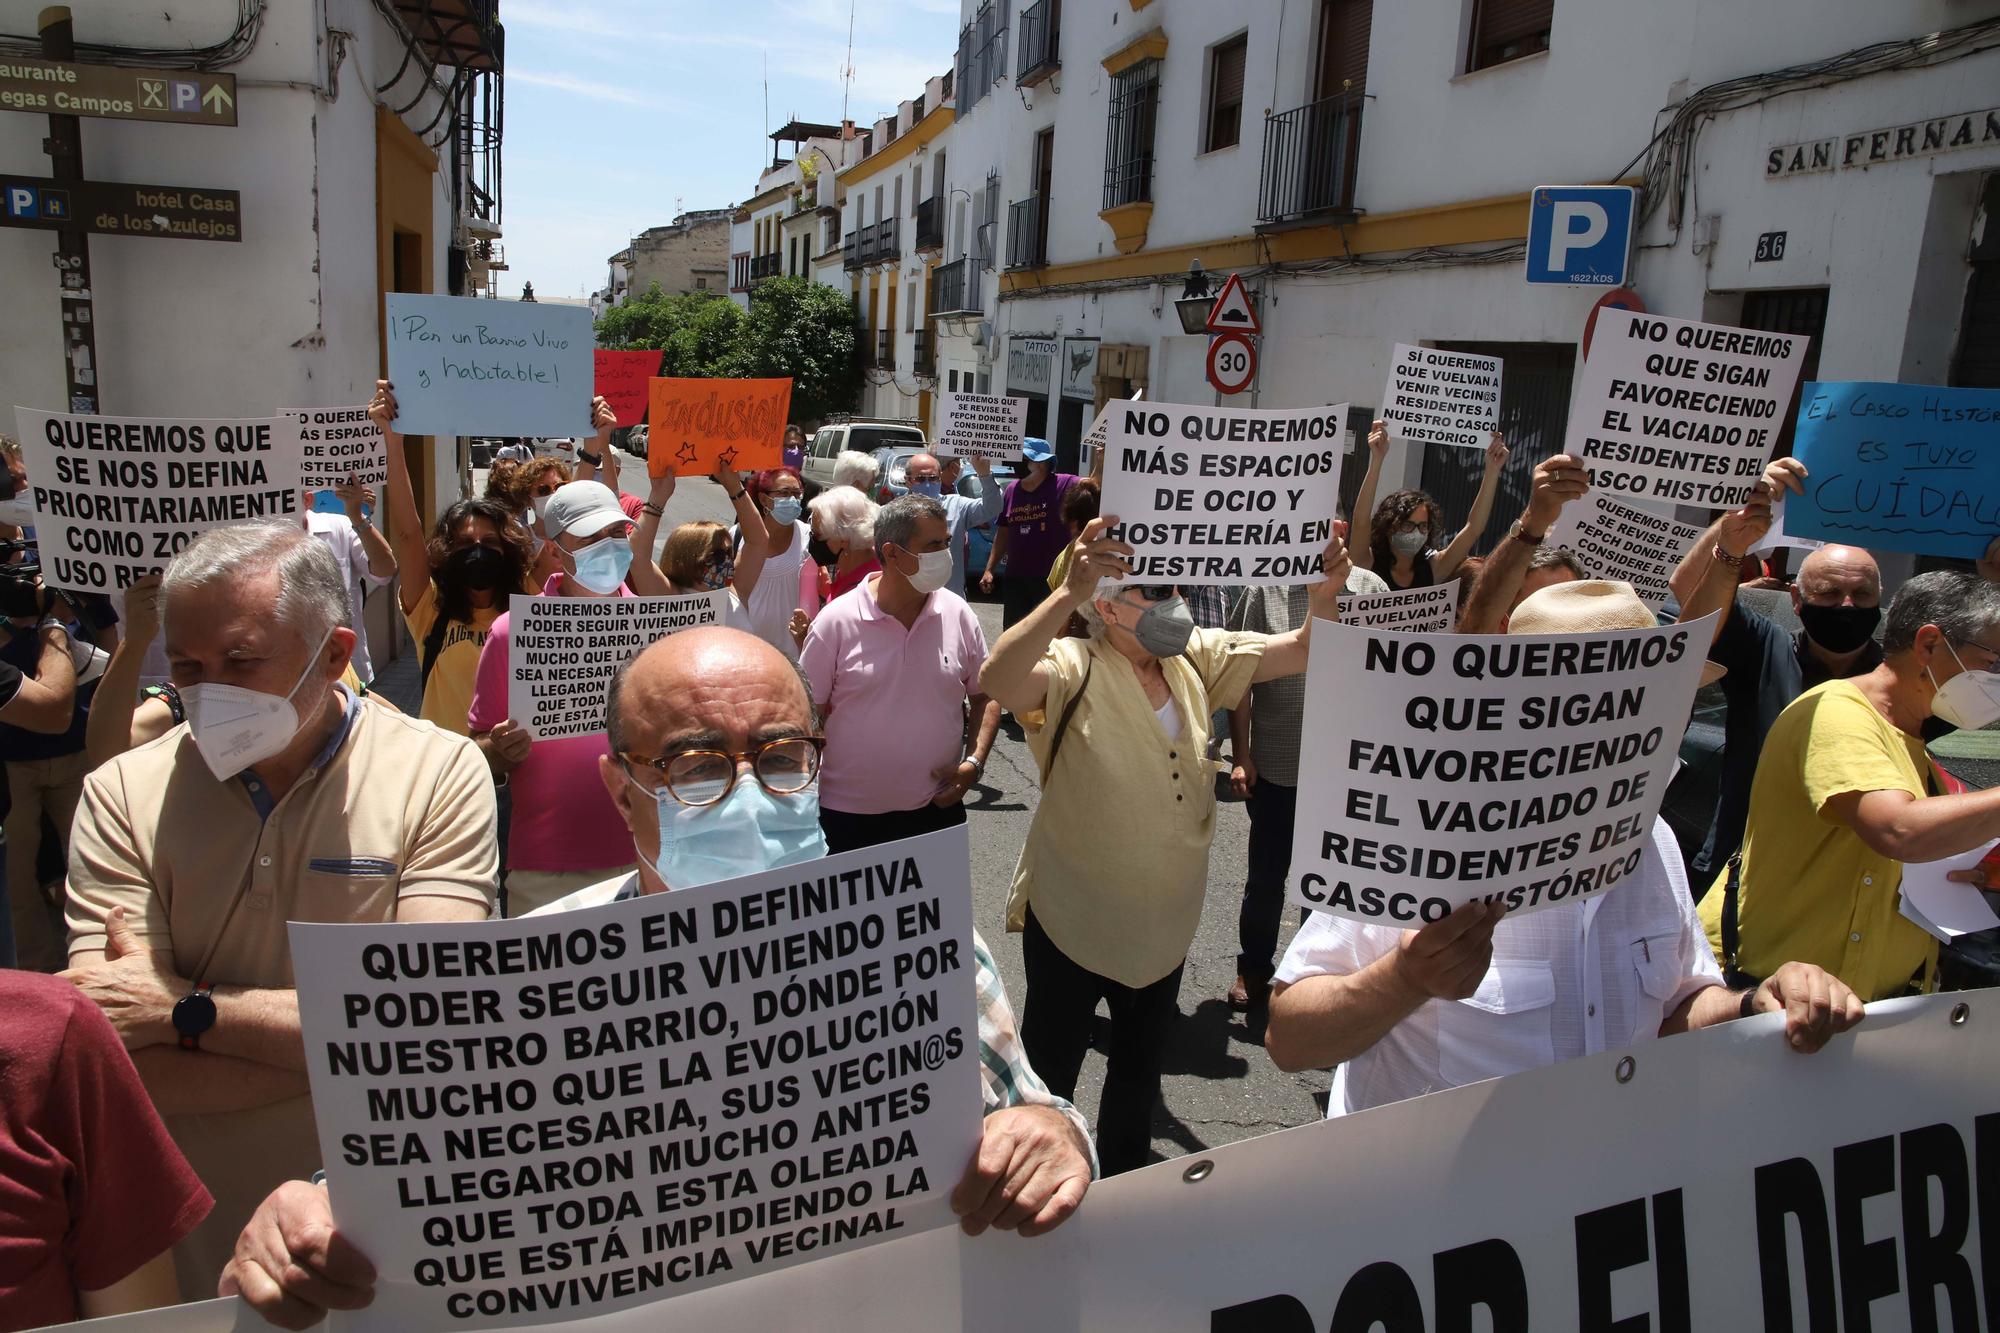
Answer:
[{"left": 1204, "top": 272, "right": 1260, "bottom": 335}]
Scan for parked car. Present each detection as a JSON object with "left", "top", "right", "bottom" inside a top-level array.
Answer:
[
  {"left": 801, "top": 420, "right": 928, "bottom": 492},
  {"left": 621, "top": 424, "right": 649, "bottom": 459}
]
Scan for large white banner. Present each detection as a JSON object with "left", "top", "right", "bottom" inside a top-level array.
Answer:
[
  {"left": 112, "top": 993, "right": 1993, "bottom": 1332},
  {"left": 1288, "top": 617, "right": 1710, "bottom": 925},
  {"left": 1379, "top": 343, "right": 1502, "bottom": 449},
  {"left": 290, "top": 828, "right": 980, "bottom": 1331},
  {"left": 507, "top": 592, "right": 727, "bottom": 739},
  {"left": 1100, "top": 401, "right": 1346, "bottom": 585},
  {"left": 1545, "top": 493, "right": 1707, "bottom": 612},
  {"left": 286, "top": 405, "right": 388, "bottom": 491},
  {"left": 13, "top": 408, "right": 304, "bottom": 592},
  {"left": 1564, "top": 310, "right": 1807, "bottom": 509}
]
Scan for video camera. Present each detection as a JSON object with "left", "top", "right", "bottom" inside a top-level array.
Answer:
[{"left": 0, "top": 539, "right": 85, "bottom": 622}]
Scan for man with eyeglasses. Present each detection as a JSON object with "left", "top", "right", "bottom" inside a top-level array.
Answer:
[
  {"left": 1704, "top": 569, "right": 2000, "bottom": 1001},
  {"left": 902, "top": 451, "right": 1002, "bottom": 600},
  {"left": 980, "top": 515, "right": 1351, "bottom": 1175},
  {"left": 468, "top": 480, "right": 673, "bottom": 917},
  {"left": 219, "top": 625, "right": 1096, "bottom": 1327}
]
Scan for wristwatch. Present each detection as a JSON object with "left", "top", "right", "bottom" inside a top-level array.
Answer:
[
  {"left": 1511, "top": 521, "right": 1545, "bottom": 547},
  {"left": 1737, "top": 988, "right": 1759, "bottom": 1021},
  {"left": 174, "top": 983, "right": 217, "bottom": 1051},
  {"left": 965, "top": 755, "right": 986, "bottom": 783}
]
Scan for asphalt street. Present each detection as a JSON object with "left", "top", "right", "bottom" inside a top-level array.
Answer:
[{"left": 610, "top": 457, "right": 1332, "bottom": 1161}]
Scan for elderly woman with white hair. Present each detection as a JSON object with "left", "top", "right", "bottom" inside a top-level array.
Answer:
[
  {"left": 810, "top": 485, "right": 881, "bottom": 604},
  {"left": 979, "top": 514, "right": 1351, "bottom": 1175},
  {"left": 831, "top": 449, "right": 880, "bottom": 495}
]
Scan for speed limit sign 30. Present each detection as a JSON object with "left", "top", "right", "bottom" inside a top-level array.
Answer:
[{"left": 1206, "top": 332, "right": 1257, "bottom": 395}]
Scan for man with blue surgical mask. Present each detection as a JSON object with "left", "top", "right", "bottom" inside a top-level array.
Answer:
[
  {"left": 904, "top": 451, "right": 1002, "bottom": 600},
  {"left": 61, "top": 523, "right": 496, "bottom": 1300},
  {"left": 218, "top": 625, "right": 1099, "bottom": 1326},
  {"left": 469, "top": 480, "right": 669, "bottom": 917}
]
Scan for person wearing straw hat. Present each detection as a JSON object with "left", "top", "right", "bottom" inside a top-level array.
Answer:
[{"left": 1266, "top": 579, "right": 1864, "bottom": 1117}]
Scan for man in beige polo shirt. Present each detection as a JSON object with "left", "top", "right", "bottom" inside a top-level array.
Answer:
[{"left": 60, "top": 523, "right": 496, "bottom": 1300}]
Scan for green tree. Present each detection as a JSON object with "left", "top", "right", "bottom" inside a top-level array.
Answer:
[
  {"left": 595, "top": 283, "right": 751, "bottom": 378},
  {"left": 740, "top": 278, "right": 863, "bottom": 423}
]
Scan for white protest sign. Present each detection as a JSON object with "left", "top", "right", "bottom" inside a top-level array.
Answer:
[
  {"left": 286, "top": 406, "right": 388, "bottom": 491},
  {"left": 1289, "top": 616, "right": 1710, "bottom": 925},
  {"left": 1100, "top": 401, "right": 1346, "bottom": 585},
  {"left": 64, "top": 992, "right": 1999, "bottom": 1332},
  {"left": 1079, "top": 388, "right": 1143, "bottom": 478},
  {"left": 13, "top": 408, "right": 304, "bottom": 593},
  {"left": 1341, "top": 581, "right": 1460, "bottom": 634},
  {"left": 1544, "top": 493, "right": 1706, "bottom": 611},
  {"left": 291, "top": 826, "right": 981, "bottom": 1331},
  {"left": 508, "top": 592, "right": 727, "bottom": 740},
  {"left": 1748, "top": 498, "right": 1824, "bottom": 557},
  {"left": 1379, "top": 344, "right": 1501, "bottom": 449},
  {"left": 935, "top": 392, "right": 1028, "bottom": 462},
  {"left": 1564, "top": 310, "right": 1808, "bottom": 509}
]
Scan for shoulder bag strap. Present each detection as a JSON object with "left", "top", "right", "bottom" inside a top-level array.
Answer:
[
  {"left": 1720, "top": 851, "right": 1743, "bottom": 968},
  {"left": 1042, "top": 654, "right": 1093, "bottom": 781},
  {"left": 418, "top": 611, "right": 451, "bottom": 694}
]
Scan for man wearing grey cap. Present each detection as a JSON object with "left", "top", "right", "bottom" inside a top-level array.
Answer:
[{"left": 468, "top": 480, "right": 666, "bottom": 914}]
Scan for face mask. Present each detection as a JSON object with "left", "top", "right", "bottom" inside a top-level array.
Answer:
[
  {"left": 635, "top": 774, "right": 827, "bottom": 890},
  {"left": 446, "top": 542, "right": 507, "bottom": 592},
  {"left": 703, "top": 552, "right": 735, "bottom": 590},
  {"left": 181, "top": 630, "right": 333, "bottom": 780},
  {"left": 1390, "top": 529, "right": 1428, "bottom": 558},
  {"left": 1128, "top": 595, "right": 1195, "bottom": 658},
  {"left": 568, "top": 535, "right": 632, "bottom": 594},
  {"left": 532, "top": 495, "right": 552, "bottom": 523},
  {"left": 903, "top": 547, "right": 953, "bottom": 595},
  {"left": 769, "top": 496, "right": 803, "bottom": 526},
  {"left": 1928, "top": 642, "right": 2000, "bottom": 731},
  {"left": 909, "top": 479, "right": 943, "bottom": 499},
  {"left": 1797, "top": 602, "right": 1880, "bottom": 654}
]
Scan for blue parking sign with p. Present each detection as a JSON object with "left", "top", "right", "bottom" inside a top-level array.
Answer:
[{"left": 1525, "top": 186, "right": 1635, "bottom": 286}]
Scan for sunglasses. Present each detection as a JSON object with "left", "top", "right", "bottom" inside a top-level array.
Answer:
[{"left": 1121, "top": 585, "right": 1178, "bottom": 603}]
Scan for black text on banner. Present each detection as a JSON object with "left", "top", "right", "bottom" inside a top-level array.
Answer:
[
  {"left": 1288, "top": 617, "right": 1711, "bottom": 925},
  {"left": 508, "top": 592, "right": 728, "bottom": 740},
  {"left": 1379, "top": 344, "right": 1502, "bottom": 450},
  {"left": 1563, "top": 311, "right": 1807, "bottom": 509},
  {"left": 1100, "top": 402, "right": 1347, "bottom": 586},
  {"left": 13, "top": 407, "right": 305, "bottom": 592},
  {"left": 935, "top": 392, "right": 1029, "bottom": 462},
  {"left": 1341, "top": 581, "right": 1461, "bottom": 634},
  {"left": 1544, "top": 493, "right": 1707, "bottom": 611},
  {"left": 286, "top": 406, "right": 389, "bottom": 491}
]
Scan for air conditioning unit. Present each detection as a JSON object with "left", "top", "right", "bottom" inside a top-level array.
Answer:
[{"left": 971, "top": 321, "right": 992, "bottom": 348}]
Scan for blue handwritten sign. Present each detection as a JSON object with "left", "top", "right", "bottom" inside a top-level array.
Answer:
[
  {"left": 383, "top": 293, "right": 593, "bottom": 437},
  {"left": 1788, "top": 381, "right": 2000, "bottom": 560}
]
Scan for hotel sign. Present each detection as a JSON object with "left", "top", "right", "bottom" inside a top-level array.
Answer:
[{"left": 1767, "top": 105, "right": 2000, "bottom": 177}]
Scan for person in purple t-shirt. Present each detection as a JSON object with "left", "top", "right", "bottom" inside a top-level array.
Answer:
[
  {"left": 980, "top": 437, "right": 1075, "bottom": 630},
  {"left": 781, "top": 424, "right": 806, "bottom": 473}
]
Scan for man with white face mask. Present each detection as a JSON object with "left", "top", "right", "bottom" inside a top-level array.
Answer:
[
  {"left": 800, "top": 494, "right": 1000, "bottom": 852},
  {"left": 469, "top": 480, "right": 664, "bottom": 916},
  {"left": 59, "top": 523, "right": 496, "bottom": 1300},
  {"left": 1705, "top": 569, "right": 2000, "bottom": 1002}
]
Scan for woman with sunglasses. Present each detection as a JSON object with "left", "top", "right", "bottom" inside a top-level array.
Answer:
[{"left": 979, "top": 512, "right": 1352, "bottom": 1176}]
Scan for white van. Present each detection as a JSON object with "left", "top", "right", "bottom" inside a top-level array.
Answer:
[{"left": 801, "top": 420, "right": 928, "bottom": 492}]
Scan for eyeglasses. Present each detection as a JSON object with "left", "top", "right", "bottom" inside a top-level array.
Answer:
[
  {"left": 621, "top": 736, "right": 825, "bottom": 807},
  {"left": 1951, "top": 639, "right": 2000, "bottom": 669}
]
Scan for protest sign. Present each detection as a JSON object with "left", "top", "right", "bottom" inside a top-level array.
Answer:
[
  {"left": 508, "top": 592, "right": 727, "bottom": 739},
  {"left": 125, "top": 990, "right": 1995, "bottom": 1331},
  {"left": 1288, "top": 615, "right": 1710, "bottom": 925},
  {"left": 1748, "top": 498, "right": 1823, "bottom": 558},
  {"left": 1785, "top": 381, "right": 2000, "bottom": 560},
  {"left": 595, "top": 350, "right": 666, "bottom": 428},
  {"left": 1379, "top": 344, "right": 1501, "bottom": 449},
  {"left": 291, "top": 825, "right": 981, "bottom": 1331},
  {"left": 13, "top": 407, "right": 303, "bottom": 592},
  {"left": 1341, "top": 581, "right": 1460, "bottom": 634},
  {"left": 935, "top": 392, "right": 1029, "bottom": 463},
  {"left": 385, "top": 294, "right": 594, "bottom": 438},
  {"left": 1544, "top": 492, "right": 1706, "bottom": 610},
  {"left": 285, "top": 405, "right": 387, "bottom": 491},
  {"left": 1564, "top": 310, "right": 1808, "bottom": 508},
  {"left": 1099, "top": 401, "right": 1346, "bottom": 585},
  {"left": 646, "top": 378, "right": 791, "bottom": 477}
]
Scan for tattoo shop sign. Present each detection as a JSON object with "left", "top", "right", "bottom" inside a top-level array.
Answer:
[
  {"left": 1289, "top": 617, "right": 1710, "bottom": 925},
  {"left": 508, "top": 592, "right": 727, "bottom": 740},
  {"left": 1545, "top": 494, "right": 1706, "bottom": 612},
  {"left": 1563, "top": 311, "right": 1807, "bottom": 508},
  {"left": 1101, "top": 402, "right": 1346, "bottom": 585},
  {"left": 13, "top": 407, "right": 303, "bottom": 592},
  {"left": 286, "top": 405, "right": 388, "bottom": 491},
  {"left": 1379, "top": 344, "right": 1502, "bottom": 450},
  {"left": 290, "top": 826, "right": 981, "bottom": 1331},
  {"left": 936, "top": 392, "right": 1029, "bottom": 463},
  {"left": 1341, "top": 581, "right": 1460, "bottom": 634}
]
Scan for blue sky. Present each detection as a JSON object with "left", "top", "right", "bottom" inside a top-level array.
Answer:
[{"left": 495, "top": 0, "right": 962, "bottom": 301}]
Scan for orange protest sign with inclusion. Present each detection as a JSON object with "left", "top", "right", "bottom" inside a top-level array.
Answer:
[{"left": 646, "top": 377, "right": 792, "bottom": 477}]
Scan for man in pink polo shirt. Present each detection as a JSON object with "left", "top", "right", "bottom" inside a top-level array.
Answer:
[
  {"left": 800, "top": 493, "right": 1001, "bottom": 853},
  {"left": 469, "top": 481, "right": 650, "bottom": 915}
]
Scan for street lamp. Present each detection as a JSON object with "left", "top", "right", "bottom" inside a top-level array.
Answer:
[{"left": 1173, "top": 260, "right": 1214, "bottom": 334}]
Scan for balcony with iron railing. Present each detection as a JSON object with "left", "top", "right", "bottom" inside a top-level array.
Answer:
[
  {"left": 912, "top": 329, "right": 936, "bottom": 378},
  {"left": 914, "top": 197, "right": 944, "bottom": 252},
  {"left": 731, "top": 252, "right": 752, "bottom": 292},
  {"left": 929, "top": 256, "right": 979, "bottom": 315},
  {"left": 872, "top": 217, "right": 901, "bottom": 264},
  {"left": 871, "top": 330, "right": 896, "bottom": 371},
  {"left": 750, "top": 253, "right": 782, "bottom": 281},
  {"left": 1006, "top": 195, "right": 1046, "bottom": 269},
  {"left": 842, "top": 230, "right": 865, "bottom": 271},
  {"left": 1257, "top": 89, "right": 1364, "bottom": 224},
  {"left": 1017, "top": 0, "right": 1060, "bottom": 87}
]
